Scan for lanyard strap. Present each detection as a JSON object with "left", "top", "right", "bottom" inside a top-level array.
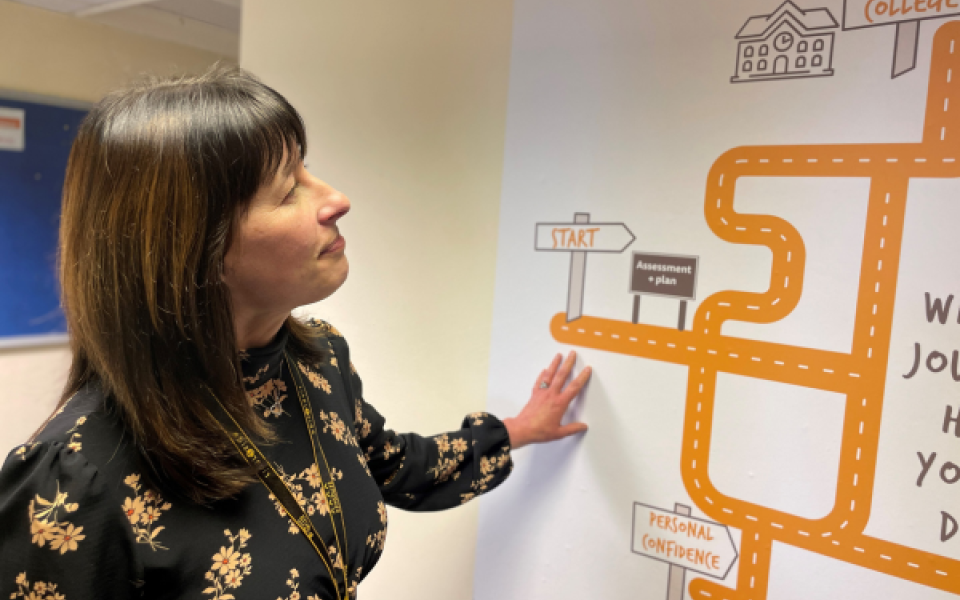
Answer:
[
  {"left": 285, "top": 351, "right": 351, "bottom": 575},
  {"left": 204, "top": 350, "right": 350, "bottom": 599}
]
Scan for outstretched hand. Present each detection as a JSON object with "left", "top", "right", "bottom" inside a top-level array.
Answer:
[{"left": 502, "top": 351, "right": 591, "bottom": 450}]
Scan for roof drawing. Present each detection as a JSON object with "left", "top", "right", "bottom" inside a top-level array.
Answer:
[{"left": 736, "top": 0, "right": 838, "bottom": 39}]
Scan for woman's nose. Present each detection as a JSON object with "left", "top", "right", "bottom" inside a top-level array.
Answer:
[{"left": 319, "top": 186, "right": 350, "bottom": 223}]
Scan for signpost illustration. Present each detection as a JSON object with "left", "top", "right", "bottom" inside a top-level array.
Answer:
[
  {"left": 843, "top": 0, "right": 960, "bottom": 77},
  {"left": 534, "top": 213, "right": 635, "bottom": 321},
  {"left": 630, "top": 252, "right": 699, "bottom": 331},
  {"left": 632, "top": 502, "right": 739, "bottom": 600}
]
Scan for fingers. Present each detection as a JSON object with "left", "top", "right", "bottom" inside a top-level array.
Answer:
[
  {"left": 521, "top": 353, "right": 593, "bottom": 446},
  {"left": 560, "top": 365, "right": 592, "bottom": 400},
  {"left": 551, "top": 351, "right": 577, "bottom": 391},
  {"left": 531, "top": 369, "right": 548, "bottom": 393},
  {"left": 543, "top": 353, "right": 563, "bottom": 383}
]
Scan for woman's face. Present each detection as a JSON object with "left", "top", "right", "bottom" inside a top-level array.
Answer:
[{"left": 223, "top": 157, "right": 351, "bottom": 321}]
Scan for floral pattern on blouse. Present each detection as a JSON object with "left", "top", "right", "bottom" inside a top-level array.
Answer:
[
  {"left": 247, "top": 377, "right": 290, "bottom": 419},
  {"left": 28, "top": 482, "right": 83, "bottom": 555},
  {"left": 316, "top": 410, "right": 357, "bottom": 447},
  {"left": 365, "top": 501, "right": 388, "bottom": 553},
  {"left": 298, "top": 360, "right": 333, "bottom": 395},
  {"left": 10, "top": 573, "right": 64, "bottom": 600},
  {"left": 428, "top": 433, "right": 466, "bottom": 484},
  {"left": 121, "top": 473, "right": 171, "bottom": 551},
  {"left": 0, "top": 319, "right": 512, "bottom": 599},
  {"left": 13, "top": 444, "right": 35, "bottom": 461},
  {"left": 267, "top": 462, "right": 344, "bottom": 535},
  {"left": 64, "top": 417, "right": 85, "bottom": 454},
  {"left": 203, "top": 528, "right": 253, "bottom": 600},
  {"left": 277, "top": 568, "right": 301, "bottom": 600},
  {"left": 462, "top": 445, "right": 512, "bottom": 504},
  {"left": 353, "top": 399, "right": 371, "bottom": 440}
]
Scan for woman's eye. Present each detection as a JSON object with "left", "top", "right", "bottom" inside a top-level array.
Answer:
[{"left": 283, "top": 183, "right": 299, "bottom": 202}]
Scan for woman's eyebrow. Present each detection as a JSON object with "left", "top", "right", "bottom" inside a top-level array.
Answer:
[
  {"left": 278, "top": 146, "right": 304, "bottom": 181},
  {"left": 280, "top": 157, "right": 298, "bottom": 181}
]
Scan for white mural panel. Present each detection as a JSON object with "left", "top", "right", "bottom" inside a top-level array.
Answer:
[{"left": 476, "top": 1, "right": 960, "bottom": 598}]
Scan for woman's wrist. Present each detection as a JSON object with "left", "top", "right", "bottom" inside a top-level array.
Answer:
[{"left": 502, "top": 417, "right": 530, "bottom": 450}]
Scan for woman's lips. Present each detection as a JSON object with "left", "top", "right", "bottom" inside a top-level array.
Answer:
[{"left": 319, "top": 235, "right": 345, "bottom": 256}]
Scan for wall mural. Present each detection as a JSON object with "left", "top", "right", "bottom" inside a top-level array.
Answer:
[{"left": 477, "top": 1, "right": 960, "bottom": 599}]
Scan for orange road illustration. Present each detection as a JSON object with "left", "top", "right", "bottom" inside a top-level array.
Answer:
[{"left": 551, "top": 20, "right": 960, "bottom": 600}]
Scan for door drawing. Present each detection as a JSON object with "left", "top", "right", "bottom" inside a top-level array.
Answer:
[{"left": 774, "top": 55, "right": 788, "bottom": 74}]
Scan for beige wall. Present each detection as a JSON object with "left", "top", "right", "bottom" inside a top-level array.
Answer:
[
  {"left": 0, "top": 0, "right": 233, "bottom": 103},
  {"left": 0, "top": 0, "right": 513, "bottom": 595},
  {"left": 0, "top": 0, "right": 233, "bottom": 452},
  {"left": 241, "top": 0, "right": 513, "bottom": 597}
]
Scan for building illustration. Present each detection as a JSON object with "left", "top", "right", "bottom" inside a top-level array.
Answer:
[{"left": 731, "top": 1, "right": 838, "bottom": 83}]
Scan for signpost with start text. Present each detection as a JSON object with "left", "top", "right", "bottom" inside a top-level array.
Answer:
[{"left": 534, "top": 214, "right": 635, "bottom": 321}]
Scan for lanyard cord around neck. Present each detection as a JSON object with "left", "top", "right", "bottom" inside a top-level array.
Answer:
[
  {"left": 285, "top": 351, "right": 350, "bottom": 569},
  {"left": 204, "top": 351, "right": 350, "bottom": 599}
]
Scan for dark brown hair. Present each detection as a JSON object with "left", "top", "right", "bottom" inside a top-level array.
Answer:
[{"left": 55, "top": 66, "right": 326, "bottom": 503}]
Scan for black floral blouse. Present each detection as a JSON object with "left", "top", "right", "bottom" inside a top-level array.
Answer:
[{"left": 0, "top": 321, "right": 513, "bottom": 599}]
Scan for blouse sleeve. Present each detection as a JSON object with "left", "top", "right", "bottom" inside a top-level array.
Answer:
[
  {"left": 328, "top": 336, "right": 514, "bottom": 512},
  {"left": 0, "top": 442, "right": 142, "bottom": 600}
]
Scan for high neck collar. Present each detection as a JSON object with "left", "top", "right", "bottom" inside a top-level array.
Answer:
[{"left": 239, "top": 325, "right": 289, "bottom": 383}]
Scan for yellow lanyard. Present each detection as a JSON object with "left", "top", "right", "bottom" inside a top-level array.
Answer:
[{"left": 205, "top": 352, "right": 349, "bottom": 599}]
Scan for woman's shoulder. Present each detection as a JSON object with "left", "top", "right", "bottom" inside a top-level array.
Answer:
[
  {"left": 302, "top": 317, "right": 354, "bottom": 363},
  {"left": 3, "top": 385, "right": 134, "bottom": 490},
  {"left": 0, "top": 393, "right": 142, "bottom": 598},
  {"left": 34, "top": 385, "right": 123, "bottom": 449},
  {"left": 304, "top": 317, "right": 345, "bottom": 340},
  {"left": 0, "top": 417, "right": 132, "bottom": 550},
  {"left": 302, "top": 318, "right": 358, "bottom": 375}
]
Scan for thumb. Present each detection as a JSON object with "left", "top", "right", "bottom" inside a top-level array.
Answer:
[{"left": 556, "top": 421, "right": 588, "bottom": 439}]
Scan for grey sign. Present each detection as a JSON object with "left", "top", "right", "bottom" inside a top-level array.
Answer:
[{"left": 630, "top": 252, "right": 699, "bottom": 300}]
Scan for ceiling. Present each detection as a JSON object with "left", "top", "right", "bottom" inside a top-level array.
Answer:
[{"left": 11, "top": 0, "right": 241, "bottom": 57}]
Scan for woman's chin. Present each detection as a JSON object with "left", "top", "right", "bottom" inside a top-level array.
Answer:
[{"left": 310, "top": 260, "right": 349, "bottom": 304}]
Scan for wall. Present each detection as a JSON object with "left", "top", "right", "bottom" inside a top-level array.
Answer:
[
  {"left": 476, "top": 1, "right": 960, "bottom": 599},
  {"left": 240, "top": 1, "right": 513, "bottom": 598},
  {"left": 0, "top": 0, "right": 233, "bottom": 451},
  {"left": 0, "top": 0, "right": 233, "bottom": 103}
]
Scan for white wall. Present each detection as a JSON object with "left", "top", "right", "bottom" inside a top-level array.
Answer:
[
  {"left": 475, "top": 2, "right": 960, "bottom": 599},
  {"left": 241, "top": 1, "right": 513, "bottom": 598},
  {"left": 0, "top": 0, "right": 233, "bottom": 451}
]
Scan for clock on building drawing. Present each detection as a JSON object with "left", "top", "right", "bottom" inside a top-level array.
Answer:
[{"left": 731, "top": 0, "right": 838, "bottom": 83}]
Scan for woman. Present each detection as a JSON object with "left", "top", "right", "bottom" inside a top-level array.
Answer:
[{"left": 0, "top": 67, "right": 590, "bottom": 599}]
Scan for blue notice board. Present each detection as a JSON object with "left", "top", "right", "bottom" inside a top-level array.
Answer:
[{"left": 0, "top": 95, "right": 88, "bottom": 346}]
